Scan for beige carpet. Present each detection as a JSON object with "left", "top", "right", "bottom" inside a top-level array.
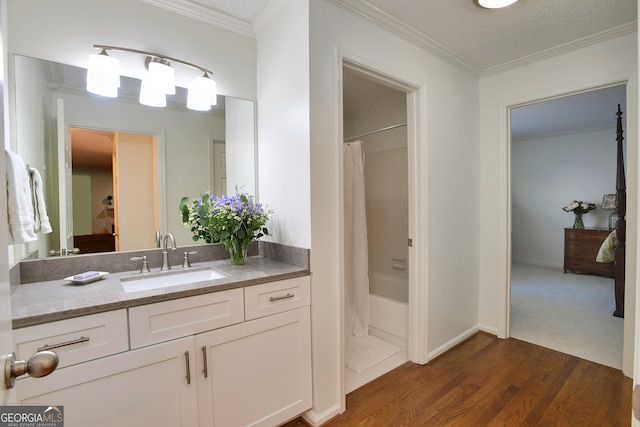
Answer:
[{"left": 510, "top": 263, "right": 623, "bottom": 370}]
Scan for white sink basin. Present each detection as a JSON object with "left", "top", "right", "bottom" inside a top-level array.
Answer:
[{"left": 121, "top": 267, "right": 228, "bottom": 293}]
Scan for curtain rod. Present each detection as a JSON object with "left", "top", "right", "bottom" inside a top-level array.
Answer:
[{"left": 343, "top": 123, "right": 407, "bottom": 142}]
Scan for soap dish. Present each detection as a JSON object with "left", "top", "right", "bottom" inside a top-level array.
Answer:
[{"left": 64, "top": 271, "right": 109, "bottom": 285}]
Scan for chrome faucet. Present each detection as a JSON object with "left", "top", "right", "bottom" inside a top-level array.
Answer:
[{"left": 161, "top": 232, "right": 177, "bottom": 271}]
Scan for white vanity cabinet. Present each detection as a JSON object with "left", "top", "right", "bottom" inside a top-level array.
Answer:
[
  {"left": 16, "top": 330, "right": 198, "bottom": 427},
  {"left": 196, "top": 277, "right": 312, "bottom": 427},
  {"left": 13, "top": 275, "right": 311, "bottom": 427}
]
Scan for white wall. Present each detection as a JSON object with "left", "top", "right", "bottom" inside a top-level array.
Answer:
[
  {"left": 478, "top": 33, "right": 637, "bottom": 375},
  {"left": 256, "top": 0, "right": 311, "bottom": 249},
  {"left": 512, "top": 127, "right": 617, "bottom": 267},
  {"left": 271, "top": 0, "right": 478, "bottom": 422}
]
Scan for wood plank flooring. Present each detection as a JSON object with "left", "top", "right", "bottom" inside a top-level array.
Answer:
[{"left": 284, "top": 332, "right": 632, "bottom": 426}]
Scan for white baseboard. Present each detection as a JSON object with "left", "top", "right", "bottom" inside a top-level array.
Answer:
[
  {"left": 303, "top": 404, "right": 342, "bottom": 427},
  {"left": 426, "top": 325, "right": 480, "bottom": 361},
  {"left": 478, "top": 323, "right": 498, "bottom": 336}
]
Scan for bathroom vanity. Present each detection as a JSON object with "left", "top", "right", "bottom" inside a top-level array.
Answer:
[{"left": 10, "top": 251, "right": 311, "bottom": 427}]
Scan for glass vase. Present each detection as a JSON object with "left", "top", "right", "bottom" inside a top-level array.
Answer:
[
  {"left": 573, "top": 212, "right": 585, "bottom": 229},
  {"left": 227, "top": 238, "right": 250, "bottom": 265}
]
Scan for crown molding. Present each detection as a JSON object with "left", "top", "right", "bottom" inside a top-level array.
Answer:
[
  {"left": 140, "top": 0, "right": 255, "bottom": 37},
  {"left": 330, "top": 0, "right": 638, "bottom": 77},
  {"left": 253, "top": 0, "right": 299, "bottom": 34},
  {"left": 482, "top": 21, "right": 638, "bottom": 76},
  {"left": 329, "top": 0, "right": 482, "bottom": 75}
]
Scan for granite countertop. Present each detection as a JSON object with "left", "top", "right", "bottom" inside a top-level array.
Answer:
[{"left": 11, "top": 256, "right": 309, "bottom": 329}]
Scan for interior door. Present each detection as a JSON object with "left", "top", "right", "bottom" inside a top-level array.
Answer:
[
  {"left": 113, "top": 133, "right": 158, "bottom": 251},
  {"left": 56, "top": 98, "right": 73, "bottom": 252}
]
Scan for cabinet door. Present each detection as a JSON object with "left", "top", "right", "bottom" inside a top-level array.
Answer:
[
  {"left": 196, "top": 307, "right": 312, "bottom": 427},
  {"left": 16, "top": 336, "right": 198, "bottom": 427}
]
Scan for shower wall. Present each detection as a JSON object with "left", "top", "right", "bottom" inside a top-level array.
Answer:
[
  {"left": 365, "top": 148, "right": 408, "bottom": 303},
  {"left": 345, "top": 91, "right": 408, "bottom": 303}
]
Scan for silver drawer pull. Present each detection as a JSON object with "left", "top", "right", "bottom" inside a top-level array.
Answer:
[
  {"left": 269, "top": 293, "right": 295, "bottom": 302},
  {"left": 37, "top": 336, "right": 90, "bottom": 352},
  {"left": 201, "top": 346, "right": 208, "bottom": 378},
  {"left": 185, "top": 351, "right": 191, "bottom": 385}
]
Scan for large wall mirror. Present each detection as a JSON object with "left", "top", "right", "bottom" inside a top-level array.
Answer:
[{"left": 13, "top": 54, "right": 256, "bottom": 259}]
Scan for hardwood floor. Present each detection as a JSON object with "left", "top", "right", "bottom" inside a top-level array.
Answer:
[{"left": 283, "top": 332, "right": 633, "bottom": 426}]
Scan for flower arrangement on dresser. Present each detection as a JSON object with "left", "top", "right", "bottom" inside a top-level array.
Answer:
[
  {"left": 562, "top": 200, "right": 596, "bottom": 229},
  {"left": 180, "top": 192, "right": 272, "bottom": 265}
]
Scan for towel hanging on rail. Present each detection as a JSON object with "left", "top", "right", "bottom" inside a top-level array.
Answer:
[
  {"left": 5, "top": 150, "right": 37, "bottom": 243},
  {"left": 28, "top": 166, "right": 52, "bottom": 234}
]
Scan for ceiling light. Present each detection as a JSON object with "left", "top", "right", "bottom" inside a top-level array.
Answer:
[
  {"left": 476, "top": 0, "right": 519, "bottom": 9},
  {"left": 86, "top": 49, "right": 120, "bottom": 97}
]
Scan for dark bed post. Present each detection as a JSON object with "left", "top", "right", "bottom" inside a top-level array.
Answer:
[{"left": 614, "top": 104, "right": 625, "bottom": 318}]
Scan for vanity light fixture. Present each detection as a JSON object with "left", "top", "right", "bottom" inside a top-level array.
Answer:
[
  {"left": 187, "top": 73, "right": 218, "bottom": 111},
  {"left": 86, "top": 44, "right": 217, "bottom": 111},
  {"left": 86, "top": 49, "right": 120, "bottom": 97},
  {"left": 475, "top": 0, "right": 519, "bottom": 8}
]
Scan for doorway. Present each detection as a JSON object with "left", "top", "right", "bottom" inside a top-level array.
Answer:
[
  {"left": 508, "top": 85, "right": 626, "bottom": 369},
  {"left": 342, "top": 66, "right": 410, "bottom": 393},
  {"left": 70, "top": 127, "right": 158, "bottom": 254}
]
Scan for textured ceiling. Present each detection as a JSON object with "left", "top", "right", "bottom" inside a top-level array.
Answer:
[
  {"left": 358, "top": 0, "right": 637, "bottom": 72},
  {"left": 175, "top": 0, "right": 637, "bottom": 74}
]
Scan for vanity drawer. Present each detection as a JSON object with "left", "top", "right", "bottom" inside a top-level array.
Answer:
[
  {"left": 13, "top": 310, "right": 129, "bottom": 369},
  {"left": 244, "top": 276, "right": 310, "bottom": 320},
  {"left": 129, "top": 288, "right": 244, "bottom": 349}
]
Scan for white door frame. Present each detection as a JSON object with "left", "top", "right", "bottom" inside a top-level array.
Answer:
[
  {"left": 337, "top": 50, "right": 429, "bottom": 406},
  {"left": 499, "top": 78, "right": 638, "bottom": 377}
]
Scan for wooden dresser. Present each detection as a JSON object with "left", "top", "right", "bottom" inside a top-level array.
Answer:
[{"left": 564, "top": 228, "right": 614, "bottom": 277}]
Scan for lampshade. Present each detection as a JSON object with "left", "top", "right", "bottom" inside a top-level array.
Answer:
[
  {"left": 86, "top": 50, "right": 120, "bottom": 97},
  {"left": 187, "top": 74, "right": 217, "bottom": 111},
  {"left": 147, "top": 59, "right": 175, "bottom": 95},
  {"left": 139, "top": 79, "right": 167, "bottom": 107},
  {"left": 602, "top": 194, "right": 617, "bottom": 209},
  {"left": 476, "top": 0, "right": 519, "bottom": 8}
]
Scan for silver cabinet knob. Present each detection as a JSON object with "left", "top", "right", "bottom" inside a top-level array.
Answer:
[{"left": 3, "top": 350, "right": 59, "bottom": 389}]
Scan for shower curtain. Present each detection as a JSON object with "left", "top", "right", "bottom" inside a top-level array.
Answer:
[{"left": 344, "top": 140, "right": 369, "bottom": 336}]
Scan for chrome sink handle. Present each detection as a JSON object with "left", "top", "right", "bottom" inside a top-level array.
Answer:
[
  {"left": 182, "top": 251, "right": 198, "bottom": 269},
  {"left": 130, "top": 256, "right": 150, "bottom": 274}
]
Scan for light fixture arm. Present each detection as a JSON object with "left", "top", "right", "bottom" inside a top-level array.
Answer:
[{"left": 93, "top": 44, "right": 213, "bottom": 76}]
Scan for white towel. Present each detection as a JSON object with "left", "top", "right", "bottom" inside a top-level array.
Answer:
[
  {"left": 5, "top": 150, "right": 37, "bottom": 243},
  {"left": 29, "top": 166, "right": 52, "bottom": 234}
]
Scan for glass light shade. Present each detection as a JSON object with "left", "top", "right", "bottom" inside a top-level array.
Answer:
[
  {"left": 139, "top": 79, "right": 167, "bottom": 107},
  {"left": 147, "top": 60, "right": 175, "bottom": 95},
  {"left": 86, "top": 51, "right": 120, "bottom": 97},
  {"left": 477, "top": 0, "right": 519, "bottom": 8},
  {"left": 187, "top": 75, "right": 217, "bottom": 111}
]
